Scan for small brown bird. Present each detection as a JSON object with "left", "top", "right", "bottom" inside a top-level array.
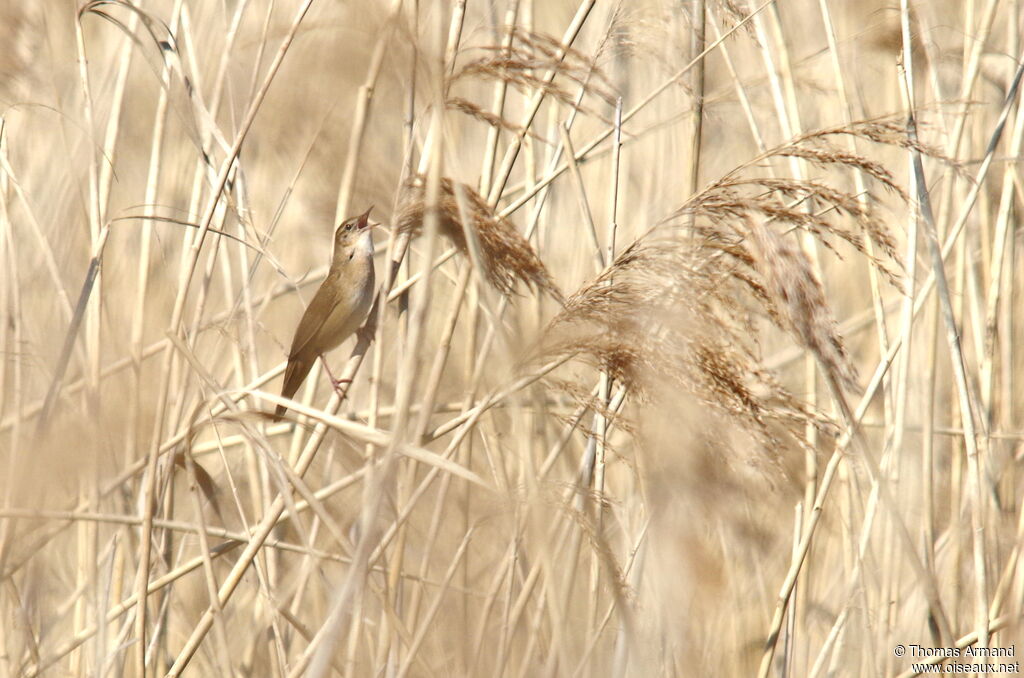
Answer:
[{"left": 275, "top": 207, "right": 376, "bottom": 420}]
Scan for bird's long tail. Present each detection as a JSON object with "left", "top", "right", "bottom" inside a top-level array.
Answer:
[{"left": 274, "top": 352, "right": 315, "bottom": 421}]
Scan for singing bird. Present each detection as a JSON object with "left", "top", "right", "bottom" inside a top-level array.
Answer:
[{"left": 275, "top": 207, "right": 376, "bottom": 420}]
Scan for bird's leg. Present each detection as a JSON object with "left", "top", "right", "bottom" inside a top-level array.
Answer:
[{"left": 319, "top": 355, "right": 352, "bottom": 397}]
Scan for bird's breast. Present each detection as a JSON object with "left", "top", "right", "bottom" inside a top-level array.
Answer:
[{"left": 319, "top": 255, "right": 375, "bottom": 351}]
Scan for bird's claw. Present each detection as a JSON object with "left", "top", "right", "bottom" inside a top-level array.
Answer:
[
  {"left": 320, "top": 358, "right": 353, "bottom": 399},
  {"left": 330, "top": 378, "right": 352, "bottom": 400}
]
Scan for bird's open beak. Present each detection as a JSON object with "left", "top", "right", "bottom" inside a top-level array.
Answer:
[{"left": 357, "top": 206, "right": 373, "bottom": 230}]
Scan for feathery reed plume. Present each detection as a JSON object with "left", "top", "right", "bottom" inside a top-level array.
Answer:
[
  {"left": 451, "top": 28, "right": 616, "bottom": 104},
  {"left": 749, "top": 118, "right": 950, "bottom": 205},
  {"left": 681, "top": 125, "right": 930, "bottom": 287},
  {"left": 745, "top": 219, "right": 860, "bottom": 392},
  {"left": 712, "top": 0, "right": 752, "bottom": 27},
  {"left": 536, "top": 119, "right": 933, "bottom": 454},
  {"left": 677, "top": 175, "right": 903, "bottom": 285},
  {"left": 652, "top": 117, "right": 948, "bottom": 394},
  {"left": 540, "top": 235, "right": 827, "bottom": 457},
  {"left": 395, "top": 177, "right": 564, "bottom": 302},
  {"left": 447, "top": 27, "right": 616, "bottom": 128},
  {"left": 445, "top": 97, "right": 549, "bottom": 141}
]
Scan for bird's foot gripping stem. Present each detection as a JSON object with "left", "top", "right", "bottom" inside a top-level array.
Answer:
[{"left": 320, "top": 357, "right": 353, "bottom": 399}]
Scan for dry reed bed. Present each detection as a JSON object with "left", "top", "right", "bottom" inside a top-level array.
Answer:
[{"left": 1, "top": 0, "right": 1023, "bottom": 676}]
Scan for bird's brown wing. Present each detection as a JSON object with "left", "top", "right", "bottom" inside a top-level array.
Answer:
[
  {"left": 276, "top": 272, "right": 341, "bottom": 420},
  {"left": 288, "top": 269, "right": 341, "bottom": 359}
]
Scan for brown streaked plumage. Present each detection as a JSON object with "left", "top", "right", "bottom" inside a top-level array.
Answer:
[{"left": 275, "top": 207, "right": 376, "bottom": 421}]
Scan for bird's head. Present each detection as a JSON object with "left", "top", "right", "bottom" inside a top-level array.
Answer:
[{"left": 333, "top": 206, "right": 375, "bottom": 262}]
